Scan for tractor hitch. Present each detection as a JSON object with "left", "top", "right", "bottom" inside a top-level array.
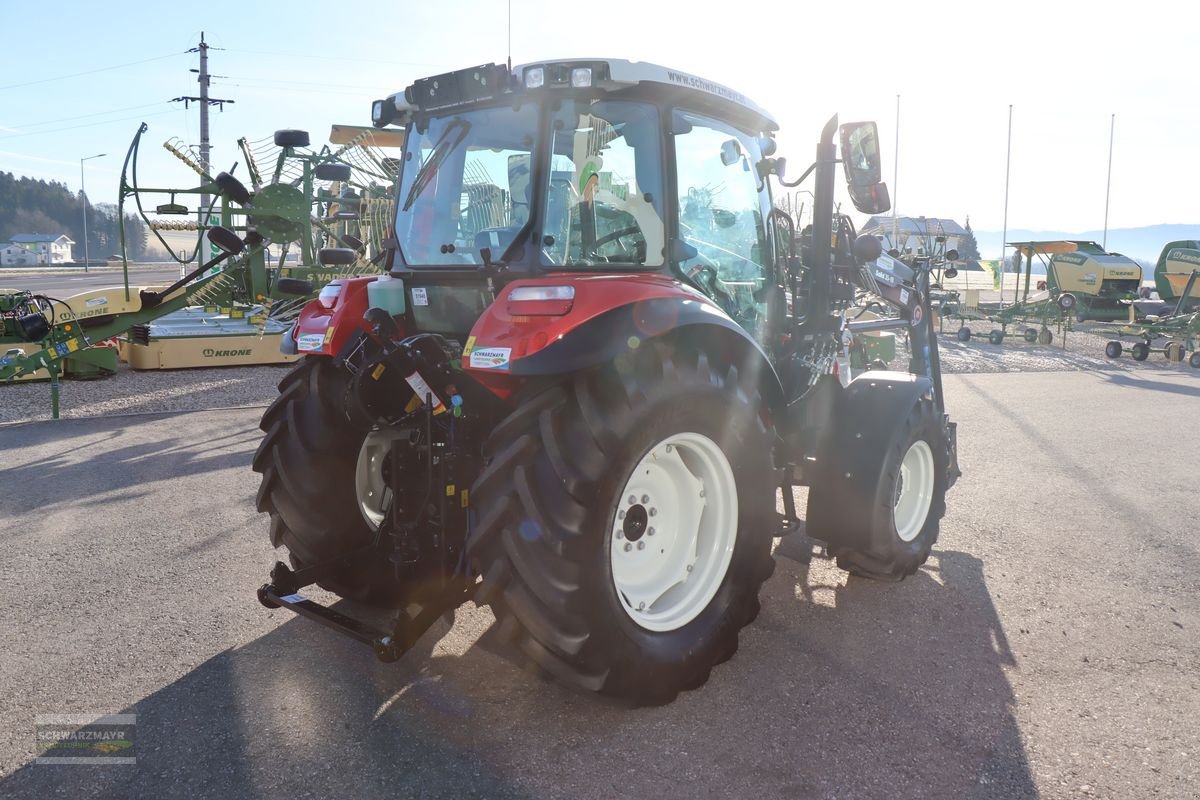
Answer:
[{"left": 257, "top": 559, "right": 476, "bottom": 663}]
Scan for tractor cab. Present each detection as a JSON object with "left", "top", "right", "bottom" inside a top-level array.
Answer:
[{"left": 369, "top": 60, "right": 821, "bottom": 344}]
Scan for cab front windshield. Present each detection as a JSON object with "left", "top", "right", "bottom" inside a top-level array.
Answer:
[{"left": 393, "top": 99, "right": 665, "bottom": 269}]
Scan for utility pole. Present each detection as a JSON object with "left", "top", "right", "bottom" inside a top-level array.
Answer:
[
  {"left": 79, "top": 153, "right": 106, "bottom": 272},
  {"left": 1102, "top": 113, "right": 1115, "bottom": 250},
  {"left": 172, "top": 32, "right": 235, "bottom": 210},
  {"left": 892, "top": 94, "right": 899, "bottom": 253},
  {"left": 1000, "top": 104, "right": 1013, "bottom": 303}
]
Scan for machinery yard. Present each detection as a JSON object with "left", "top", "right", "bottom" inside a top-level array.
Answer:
[
  {"left": 1, "top": 368, "right": 1197, "bottom": 799},
  {"left": 3, "top": 12, "right": 1199, "bottom": 797}
]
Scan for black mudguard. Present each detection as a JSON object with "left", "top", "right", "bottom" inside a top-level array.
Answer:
[
  {"left": 509, "top": 297, "right": 785, "bottom": 407},
  {"left": 803, "top": 371, "right": 935, "bottom": 549}
]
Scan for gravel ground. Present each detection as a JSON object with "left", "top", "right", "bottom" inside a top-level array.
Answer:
[
  {"left": 2, "top": 322, "right": 1194, "bottom": 426},
  {"left": 0, "top": 363, "right": 290, "bottom": 426}
]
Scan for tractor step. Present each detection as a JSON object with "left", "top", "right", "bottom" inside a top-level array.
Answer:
[{"left": 257, "top": 560, "right": 475, "bottom": 662}]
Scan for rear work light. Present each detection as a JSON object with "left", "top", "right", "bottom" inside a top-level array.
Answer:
[
  {"left": 571, "top": 67, "right": 593, "bottom": 88},
  {"left": 507, "top": 285, "right": 575, "bottom": 316},
  {"left": 524, "top": 66, "right": 545, "bottom": 89},
  {"left": 318, "top": 284, "right": 343, "bottom": 309}
]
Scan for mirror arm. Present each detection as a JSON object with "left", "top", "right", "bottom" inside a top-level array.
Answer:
[{"left": 777, "top": 160, "right": 818, "bottom": 188}]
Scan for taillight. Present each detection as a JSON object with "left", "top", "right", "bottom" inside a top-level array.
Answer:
[
  {"left": 507, "top": 285, "right": 575, "bottom": 316},
  {"left": 318, "top": 284, "right": 342, "bottom": 309}
]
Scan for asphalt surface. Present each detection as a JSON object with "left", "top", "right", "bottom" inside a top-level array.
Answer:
[
  {"left": 1, "top": 267, "right": 180, "bottom": 297},
  {"left": 0, "top": 370, "right": 1197, "bottom": 799}
]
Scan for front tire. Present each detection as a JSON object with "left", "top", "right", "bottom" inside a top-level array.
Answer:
[
  {"left": 467, "top": 345, "right": 776, "bottom": 705},
  {"left": 810, "top": 400, "right": 948, "bottom": 581}
]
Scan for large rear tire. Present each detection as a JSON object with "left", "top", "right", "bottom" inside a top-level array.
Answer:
[
  {"left": 252, "top": 356, "right": 396, "bottom": 605},
  {"left": 467, "top": 345, "right": 777, "bottom": 705}
]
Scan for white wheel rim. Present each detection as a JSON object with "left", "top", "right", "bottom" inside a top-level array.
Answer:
[
  {"left": 355, "top": 429, "right": 406, "bottom": 529},
  {"left": 894, "top": 439, "right": 935, "bottom": 543},
  {"left": 610, "top": 432, "right": 738, "bottom": 632}
]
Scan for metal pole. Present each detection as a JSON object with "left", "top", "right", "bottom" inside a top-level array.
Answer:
[
  {"left": 892, "top": 94, "right": 900, "bottom": 252},
  {"left": 1102, "top": 113, "right": 1115, "bottom": 250},
  {"left": 1001, "top": 104, "right": 1012, "bottom": 304},
  {"left": 199, "top": 31, "right": 210, "bottom": 210},
  {"left": 79, "top": 153, "right": 105, "bottom": 273}
]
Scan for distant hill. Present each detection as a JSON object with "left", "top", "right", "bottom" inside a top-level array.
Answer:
[{"left": 975, "top": 224, "right": 1200, "bottom": 264}]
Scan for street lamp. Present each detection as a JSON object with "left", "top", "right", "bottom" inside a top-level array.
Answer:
[{"left": 79, "top": 153, "right": 106, "bottom": 273}]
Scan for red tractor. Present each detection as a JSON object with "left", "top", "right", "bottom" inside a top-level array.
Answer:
[{"left": 251, "top": 59, "right": 960, "bottom": 705}]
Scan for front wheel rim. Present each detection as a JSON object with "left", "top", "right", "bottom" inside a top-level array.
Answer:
[
  {"left": 610, "top": 432, "right": 738, "bottom": 632},
  {"left": 894, "top": 439, "right": 935, "bottom": 543}
]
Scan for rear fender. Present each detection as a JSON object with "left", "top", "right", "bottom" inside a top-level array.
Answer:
[
  {"left": 463, "top": 275, "right": 783, "bottom": 408},
  {"left": 289, "top": 276, "right": 378, "bottom": 356}
]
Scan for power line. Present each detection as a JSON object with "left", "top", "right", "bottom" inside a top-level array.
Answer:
[
  {"left": 0, "top": 52, "right": 186, "bottom": 92},
  {"left": 0, "top": 109, "right": 177, "bottom": 140},
  {"left": 216, "top": 82, "right": 391, "bottom": 99},
  {"left": 221, "top": 46, "right": 454, "bottom": 70},
  {"left": 5, "top": 102, "right": 168, "bottom": 131},
  {"left": 219, "top": 74, "right": 396, "bottom": 91}
]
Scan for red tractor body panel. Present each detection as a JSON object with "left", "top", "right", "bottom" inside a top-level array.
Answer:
[
  {"left": 462, "top": 273, "right": 718, "bottom": 376},
  {"left": 292, "top": 277, "right": 379, "bottom": 356}
]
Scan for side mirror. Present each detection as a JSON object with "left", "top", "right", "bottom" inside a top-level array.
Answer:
[
  {"left": 945, "top": 249, "right": 960, "bottom": 262},
  {"left": 839, "top": 121, "right": 891, "bottom": 215},
  {"left": 944, "top": 267, "right": 959, "bottom": 280},
  {"left": 720, "top": 139, "right": 743, "bottom": 167}
]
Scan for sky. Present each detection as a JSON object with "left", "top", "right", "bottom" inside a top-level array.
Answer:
[{"left": 2, "top": 0, "right": 1197, "bottom": 243}]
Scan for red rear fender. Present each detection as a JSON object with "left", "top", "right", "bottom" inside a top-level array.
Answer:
[
  {"left": 293, "top": 277, "right": 379, "bottom": 356},
  {"left": 462, "top": 273, "right": 724, "bottom": 376}
]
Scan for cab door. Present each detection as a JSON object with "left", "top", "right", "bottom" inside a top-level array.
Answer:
[{"left": 671, "top": 110, "right": 775, "bottom": 342}]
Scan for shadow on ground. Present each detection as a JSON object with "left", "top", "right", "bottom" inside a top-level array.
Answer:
[{"left": 1, "top": 546, "right": 1032, "bottom": 799}]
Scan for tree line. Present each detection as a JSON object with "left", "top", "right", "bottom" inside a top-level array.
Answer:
[{"left": 0, "top": 172, "right": 153, "bottom": 261}]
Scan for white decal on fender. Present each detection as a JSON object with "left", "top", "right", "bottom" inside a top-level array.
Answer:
[
  {"left": 296, "top": 333, "right": 326, "bottom": 352},
  {"left": 469, "top": 347, "right": 512, "bottom": 370}
]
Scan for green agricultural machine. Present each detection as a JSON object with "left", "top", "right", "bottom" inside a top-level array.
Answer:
[
  {"left": 1151, "top": 241, "right": 1200, "bottom": 315},
  {"left": 1, "top": 122, "right": 401, "bottom": 413},
  {"left": 946, "top": 240, "right": 1140, "bottom": 346},
  {"left": 1099, "top": 269, "right": 1200, "bottom": 368}
]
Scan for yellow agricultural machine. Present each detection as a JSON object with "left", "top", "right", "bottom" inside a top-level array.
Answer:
[{"left": 946, "top": 240, "right": 1140, "bottom": 345}]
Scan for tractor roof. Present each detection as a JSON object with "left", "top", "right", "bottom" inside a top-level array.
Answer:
[
  {"left": 515, "top": 58, "right": 778, "bottom": 131},
  {"left": 380, "top": 58, "right": 778, "bottom": 134}
]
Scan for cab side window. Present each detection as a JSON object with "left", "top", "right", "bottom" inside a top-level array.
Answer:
[{"left": 672, "top": 111, "right": 772, "bottom": 328}]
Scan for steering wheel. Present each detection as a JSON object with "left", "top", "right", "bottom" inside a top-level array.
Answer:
[{"left": 593, "top": 225, "right": 643, "bottom": 251}]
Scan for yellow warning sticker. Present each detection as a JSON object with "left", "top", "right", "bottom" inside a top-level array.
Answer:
[
  {"left": 462, "top": 335, "right": 476, "bottom": 357},
  {"left": 324, "top": 326, "right": 336, "bottom": 344},
  {"left": 67, "top": 339, "right": 79, "bottom": 352},
  {"left": 445, "top": 484, "right": 456, "bottom": 497},
  {"left": 461, "top": 489, "right": 469, "bottom": 508},
  {"left": 404, "top": 394, "right": 422, "bottom": 413},
  {"left": 371, "top": 363, "right": 386, "bottom": 381}
]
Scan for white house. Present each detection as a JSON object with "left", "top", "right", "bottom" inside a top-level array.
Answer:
[
  {"left": 860, "top": 217, "right": 968, "bottom": 258},
  {"left": 0, "top": 234, "right": 76, "bottom": 266}
]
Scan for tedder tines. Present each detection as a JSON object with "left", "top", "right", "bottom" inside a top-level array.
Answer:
[{"left": 252, "top": 59, "right": 961, "bottom": 705}]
